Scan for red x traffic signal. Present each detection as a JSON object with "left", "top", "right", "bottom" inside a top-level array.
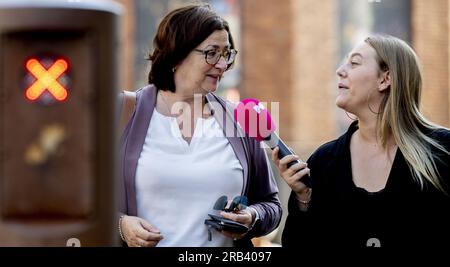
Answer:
[{"left": 25, "top": 57, "right": 69, "bottom": 102}]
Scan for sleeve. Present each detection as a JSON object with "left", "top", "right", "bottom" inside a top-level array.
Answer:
[
  {"left": 281, "top": 151, "right": 320, "bottom": 247},
  {"left": 245, "top": 138, "right": 283, "bottom": 238}
]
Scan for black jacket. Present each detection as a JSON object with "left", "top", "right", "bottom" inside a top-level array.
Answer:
[{"left": 282, "top": 121, "right": 450, "bottom": 248}]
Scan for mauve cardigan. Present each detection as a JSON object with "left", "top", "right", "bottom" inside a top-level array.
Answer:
[{"left": 119, "top": 85, "right": 282, "bottom": 246}]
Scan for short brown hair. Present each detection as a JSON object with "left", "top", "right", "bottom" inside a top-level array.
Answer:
[{"left": 147, "top": 4, "right": 235, "bottom": 92}]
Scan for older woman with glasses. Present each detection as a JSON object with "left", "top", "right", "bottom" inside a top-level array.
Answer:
[{"left": 118, "top": 4, "right": 281, "bottom": 247}]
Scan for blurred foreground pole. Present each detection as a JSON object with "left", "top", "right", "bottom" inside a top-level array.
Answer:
[{"left": 0, "top": 0, "right": 122, "bottom": 246}]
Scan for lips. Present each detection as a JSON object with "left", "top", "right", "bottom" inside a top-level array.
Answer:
[
  {"left": 206, "top": 74, "right": 222, "bottom": 82},
  {"left": 338, "top": 83, "right": 349, "bottom": 89}
]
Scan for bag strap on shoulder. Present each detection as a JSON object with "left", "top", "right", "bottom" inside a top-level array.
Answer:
[{"left": 119, "top": 90, "right": 137, "bottom": 134}]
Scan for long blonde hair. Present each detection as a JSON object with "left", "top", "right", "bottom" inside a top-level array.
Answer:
[{"left": 365, "top": 34, "right": 449, "bottom": 193}]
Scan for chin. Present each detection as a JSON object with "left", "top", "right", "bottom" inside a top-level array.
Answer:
[
  {"left": 335, "top": 97, "right": 346, "bottom": 109},
  {"left": 204, "top": 85, "right": 218, "bottom": 93},
  {"left": 336, "top": 102, "right": 345, "bottom": 110}
]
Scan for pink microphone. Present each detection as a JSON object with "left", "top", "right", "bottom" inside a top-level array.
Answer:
[{"left": 234, "top": 99, "right": 312, "bottom": 188}]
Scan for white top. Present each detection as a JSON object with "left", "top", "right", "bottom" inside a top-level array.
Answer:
[{"left": 135, "top": 110, "right": 244, "bottom": 247}]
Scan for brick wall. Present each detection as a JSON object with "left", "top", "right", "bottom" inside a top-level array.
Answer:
[
  {"left": 115, "top": 0, "right": 135, "bottom": 91},
  {"left": 240, "top": 0, "right": 294, "bottom": 143},
  {"left": 412, "top": 0, "right": 449, "bottom": 127},
  {"left": 241, "top": 0, "right": 338, "bottom": 160},
  {"left": 290, "top": 0, "right": 338, "bottom": 157},
  {"left": 240, "top": 0, "right": 339, "bottom": 245}
]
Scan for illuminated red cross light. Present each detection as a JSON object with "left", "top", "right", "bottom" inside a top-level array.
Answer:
[{"left": 25, "top": 58, "right": 69, "bottom": 101}]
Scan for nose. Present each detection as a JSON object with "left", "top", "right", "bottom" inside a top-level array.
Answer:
[
  {"left": 215, "top": 56, "right": 228, "bottom": 71},
  {"left": 336, "top": 63, "right": 346, "bottom": 78}
]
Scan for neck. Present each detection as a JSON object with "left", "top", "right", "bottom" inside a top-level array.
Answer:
[
  {"left": 162, "top": 90, "right": 196, "bottom": 102},
  {"left": 356, "top": 116, "right": 395, "bottom": 150},
  {"left": 158, "top": 90, "right": 210, "bottom": 117},
  {"left": 356, "top": 117, "right": 378, "bottom": 143}
]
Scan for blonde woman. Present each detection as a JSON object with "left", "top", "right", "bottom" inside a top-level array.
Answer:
[{"left": 274, "top": 34, "right": 450, "bottom": 247}]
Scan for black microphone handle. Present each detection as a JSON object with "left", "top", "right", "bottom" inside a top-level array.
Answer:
[{"left": 273, "top": 137, "right": 312, "bottom": 188}]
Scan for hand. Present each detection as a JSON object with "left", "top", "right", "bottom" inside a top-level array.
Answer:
[
  {"left": 272, "top": 146, "right": 310, "bottom": 195},
  {"left": 121, "top": 215, "right": 164, "bottom": 247},
  {"left": 218, "top": 208, "right": 255, "bottom": 240}
]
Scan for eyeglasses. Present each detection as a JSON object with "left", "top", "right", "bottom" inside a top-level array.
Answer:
[{"left": 194, "top": 48, "right": 238, "bottom": 69}]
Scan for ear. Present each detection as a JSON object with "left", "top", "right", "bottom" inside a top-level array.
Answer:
[
  {"left": 379, "top": 70, "right": 391, "bottom": 92},
  {"left": 172, "top": 62, "right": 182, "bottom": 73}
]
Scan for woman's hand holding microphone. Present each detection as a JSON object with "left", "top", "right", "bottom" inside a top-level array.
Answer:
[{"left": 271, "top": 147, "right": 312, "bottom": 210}]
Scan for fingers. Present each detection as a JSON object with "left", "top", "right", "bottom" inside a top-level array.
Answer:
[
  {"left": 276, "top": 153, "right": 304, "bottom": 171},
  {"left": 284, "top": 167, "right": 310, "bottom": 194},
  {"left": 279, "top": 155, "right": 300, "bottom": 168},
  {"left": 140, "top": 219, "right": 160, "bottom": 233},
  {"left": 137, "top": 218, "right": 163, "bottom": 242},
  {"left": 292, "top": 167, "right": 311, "bottom": 181},
  {"left": 136, "top": 228, "right": 164, "bottom": 242},
  {"left": 272, "top": 147, "right": 307, "bottom": 174},
  {"left": 285, "top": 161, "right": 307, "bottom": 173},
  {"left": 271, "top": 147, "right": 280, "bottom": 165},
  {"left": 277, "top": 160, "right": 310, "bottom": 193},
  {"left": 279, "top": 158, "right": 307, "bottom": 178},
  {"left": 271, "top": 146, "right": 310, "bottom": 193},
  {"left": 219, "top": 211, "right": 252, "bottom": 226},
  {"left": 122, "top": 216, "right": 163, "bottom": 247}
]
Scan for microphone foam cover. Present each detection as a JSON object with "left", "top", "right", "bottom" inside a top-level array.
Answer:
[{"left": 234, "top": 98, "right": 276, "bottom": 142}]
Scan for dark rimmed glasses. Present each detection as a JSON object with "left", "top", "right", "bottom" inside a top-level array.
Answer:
[{"left": 194, "top": 48, "right": 238, "bottom": 70}]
